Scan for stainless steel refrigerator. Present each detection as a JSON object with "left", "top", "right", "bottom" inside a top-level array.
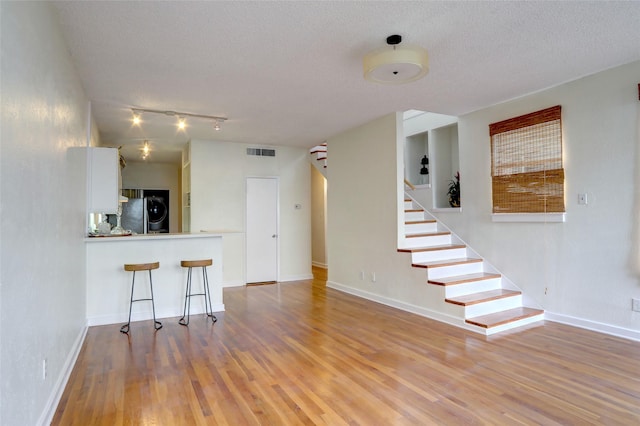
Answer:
[
  {"left": 109, "top": 188, "right": 170, "bottom": 234},
  {"left": 108, "top": 196, "right": 147, "bottom": 234}
]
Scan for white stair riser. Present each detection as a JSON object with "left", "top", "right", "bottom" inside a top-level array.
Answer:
[
  {"left": 484, "top": 313, "right": 545, "bottom": 335},
  {"left": 411, "top": 248, "right": 468, "bottom": 263},
  {"left": 404, "top": 234, "right": 451, "bottom": 248},
  {"left": 404, "top": 201, "right": 413, "bottom": 209},
  {"left": 404, "top": 211, "right": 425, "bottom": 221},
  {"left": 426, "top": 262, "right": 484, "bottom": 279},
  {"left": 404, "top": 222, "right": 438, "bottom": 234},
  {"left": 464, "top": 295, "right": 522, "bottom": 318},
  {"left": 443, "top": 278, "right": 502, "bottom": 298}
]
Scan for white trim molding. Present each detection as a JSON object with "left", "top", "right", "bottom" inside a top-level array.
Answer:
[
  {"left": 327, "top": 280, "right": 486, "bottom": 335},
  {"left": 38, "top": 325, "right": 88, "bottom": 426},
  {"left": 545, "top": 311, "right": 640, "bottom": 342},
  {"left": 491, "top": 213, "right": 565, "bottom": 223}
]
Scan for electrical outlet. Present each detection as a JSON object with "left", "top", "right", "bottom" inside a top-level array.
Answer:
[
  {"left": 360, "top": 270, "right": 365, "bottom": 280},
  {"left": 371, "top": 272, "right": 376, "bottom": 282},
  {"left": 632, "top": 298, "right": 640, "bottom": 312},
  {"left": 42, "top": 359, "right": 47, "bottom": 380}
]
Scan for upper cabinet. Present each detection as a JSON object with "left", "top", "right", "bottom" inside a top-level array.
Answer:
[{"left": 88, "top": 147, "right": 119, "bottom": 213}]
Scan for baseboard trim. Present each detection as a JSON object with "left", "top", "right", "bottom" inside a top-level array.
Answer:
[
  {"left": 87, "top": 303, "right": 226, "bottom": 327},
  {"left": 38, "top": 324, "right": 88, "bottom": 426},
  {"left": 326, "top": 280, "right": 485, "bottom": 335},
  {"left": 312, "top": 261, "right": 328, "bottom": 269},
  {"left": 279, "top": 274, "right": 314, "bottom": 282},
  {"left": 222, "top": 279, "right": 246, "bottom": 288},
  {"left": 544, "top": 311, "right": 640, "bottom": 342}
]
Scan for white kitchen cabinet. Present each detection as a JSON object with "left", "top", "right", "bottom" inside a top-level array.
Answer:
[{"left": 88, "top": 147, "right": 119, "bottom": 213}]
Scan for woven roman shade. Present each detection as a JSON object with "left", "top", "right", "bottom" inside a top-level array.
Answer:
[{"left": 490, "top": 106, "right": 565, "bottom": 213}]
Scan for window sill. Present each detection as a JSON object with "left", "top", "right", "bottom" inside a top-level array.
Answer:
[{"left": 491, "top": 213, "right": 565, "bottom": 223}]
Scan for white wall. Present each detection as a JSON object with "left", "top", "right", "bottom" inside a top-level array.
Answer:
[
  {"left": 438, "top": 60, "right": 640, "bottom": 336},
  {"left": 327, "top": 113, "right": 442, "bottom": 307},
  {"left": 328, "top": 61, "right": 640, "bottom": 339},
  {"left": 311, "top": 165, "right": 327, "bottom": 268},
  {"left": 121, "top": 162, "right": 181, "bottom": 233},
  {"left": 189, "top": 140, "right": 311, "bottom": 286},
  {"left": 1, "top": 3, "right": 90, "bottom": 425}
]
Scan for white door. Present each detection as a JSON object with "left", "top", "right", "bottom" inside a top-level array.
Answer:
[{"left": 246, "top": 177, "right": 278, "bottom": 283}]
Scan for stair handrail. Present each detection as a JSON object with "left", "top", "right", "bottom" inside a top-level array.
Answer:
[{"left": 403, "top": 178, "right": 416, "bottom": 191}]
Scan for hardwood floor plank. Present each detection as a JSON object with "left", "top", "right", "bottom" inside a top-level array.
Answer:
[{"left": 52, "top": 268, "right": 640, "bottom": 425}]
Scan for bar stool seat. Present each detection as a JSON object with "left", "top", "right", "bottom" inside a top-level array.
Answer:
[
  {"left": 179, "top": 259, "right": 217, "bottom": 325},
  {"left": 120, "top": 261, "right": 162, "bottom": 334}
]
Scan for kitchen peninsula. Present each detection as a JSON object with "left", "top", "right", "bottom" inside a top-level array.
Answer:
[{"left": 85, "top": 232, "right": 224, "bottom": 326}]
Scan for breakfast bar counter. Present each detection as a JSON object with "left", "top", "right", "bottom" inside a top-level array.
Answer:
[{"left": 85, "top": 232, "right": 224, "bottom": 326}]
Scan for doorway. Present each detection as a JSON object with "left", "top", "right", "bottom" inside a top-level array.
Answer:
[{"left": 246, "top": 177, "right": 278, "bottom": 284}]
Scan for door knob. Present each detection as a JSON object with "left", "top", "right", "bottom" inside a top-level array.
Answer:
[{"left": 272, "top": 234, "right": 277, "bottom": 238}]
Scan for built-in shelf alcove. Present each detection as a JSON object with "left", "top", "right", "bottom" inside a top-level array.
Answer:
[{"left": 403, "top": 110, "right": 460, "bottom": 210}]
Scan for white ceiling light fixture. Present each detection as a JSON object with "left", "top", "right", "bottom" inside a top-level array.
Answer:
[
  {"left": 363, "top": 35, "right": 429, "bottom": 84},
  {"left": 131, "top": 108, "right": 228, "bottom": 132}
]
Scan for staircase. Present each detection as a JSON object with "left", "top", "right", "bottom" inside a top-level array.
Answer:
[
  {"left": 399, "top": 197, "right": 544, "bottom": 335},
  {"left": 308, "top": 143, "right": 543, "bottom": 335},
  {"left": 309, "top": 143, "right": 327, "bottom": 176}
]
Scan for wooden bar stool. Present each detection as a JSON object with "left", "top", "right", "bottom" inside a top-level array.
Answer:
[
  {"left": 179, "top": 259, "right": 217, "bottom": 326},
  {"left": 120, "top": 262, "right": 162, "bottom": 334}
]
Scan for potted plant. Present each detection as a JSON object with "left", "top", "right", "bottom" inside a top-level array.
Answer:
[{"left": 447, "top": 171, "right": 460, "bottom": 207}]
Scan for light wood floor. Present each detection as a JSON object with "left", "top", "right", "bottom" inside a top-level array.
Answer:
[{"left": 53, "top": 267, "right": 640, "bottom": 425}]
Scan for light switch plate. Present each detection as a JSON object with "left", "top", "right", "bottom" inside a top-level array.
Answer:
[{"left": 578, "top": 193, "right": 588, "bottom": 205}]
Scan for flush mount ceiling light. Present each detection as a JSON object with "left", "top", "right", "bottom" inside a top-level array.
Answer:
[
  {"left": 363, "top": 35, "right": 429, "bottom": 84},
  {"left": 131, "top": 108, "right": 228, "bottom": 132}
]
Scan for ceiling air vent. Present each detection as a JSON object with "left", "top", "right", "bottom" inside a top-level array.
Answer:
[{"left": 247, "top": 148, "right": 276, "bottom": 157}]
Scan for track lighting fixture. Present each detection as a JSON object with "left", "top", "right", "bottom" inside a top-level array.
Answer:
[
  {"left": 131, "top": 108, "right": 227, "bottom": 132},
  {"left": 132, "top": 112, "right": 141, "bottom": 125},
  {"left": 141, "top": 140, "right": 150, "bottom": 160}
]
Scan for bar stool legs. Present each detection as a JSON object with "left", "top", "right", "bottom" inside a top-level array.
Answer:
[
  {"left": 120, "top": 262, "right": 162, "bottom": 334},
  {"left": 179, "top": 259, "right": 217, "bottom": 326}
]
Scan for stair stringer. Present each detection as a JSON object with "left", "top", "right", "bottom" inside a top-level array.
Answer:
[{"left": 401, "top": 193, "right": 544, "bottom": 335}]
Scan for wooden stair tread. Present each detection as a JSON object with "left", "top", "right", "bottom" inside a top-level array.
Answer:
[
  {"left": 405, "top": 209, "right": 424, "bottom": 213},
  {"left": 428, "top": 272, "right": 501, "bottom": 286},
  {"left": 398, "top": 244, "right": 465, "bottom": 253},
  {"left": 412, "top": 258, "right": 482, "bottom": 268},
  {"left": 405, "top": 219, "right": 436, "bottom": 224},
  {"left": 466, "top": 307, "right": 544, "bottom": 328},
  {"left": 445, "top": 289, "right": 521, "bottom": 306},
  {"left": 406, "top": 231, "right": 451, "bottom": 238}
]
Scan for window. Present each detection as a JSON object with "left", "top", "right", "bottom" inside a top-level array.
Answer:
[{"left": 490, "top": 105, "right": 564, "bottom": 216}]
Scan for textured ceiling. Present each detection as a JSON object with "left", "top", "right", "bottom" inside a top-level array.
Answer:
[{"left": 52, "top": 1, "right": 640, "bottom": 164}]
